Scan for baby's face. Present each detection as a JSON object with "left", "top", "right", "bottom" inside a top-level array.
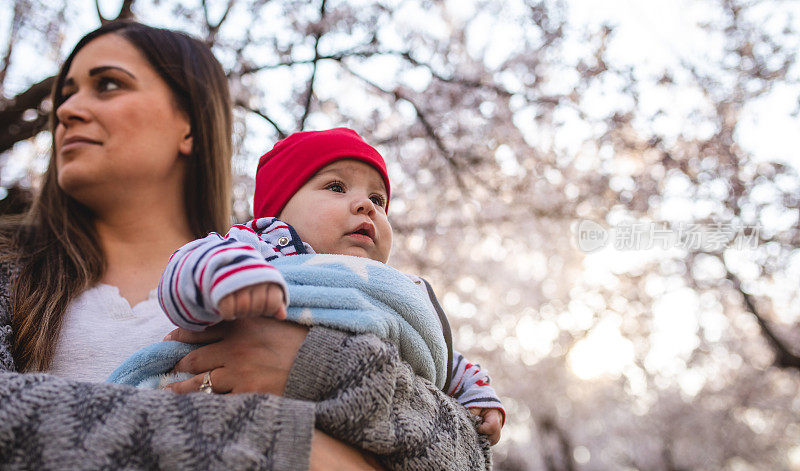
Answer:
[{"left": 279, "top": 159, "right": 392, "bottom": 263}]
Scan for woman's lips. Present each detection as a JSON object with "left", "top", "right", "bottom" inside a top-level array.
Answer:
[{"left": 59, "top": 136, "right": 102, "bottom": 153}]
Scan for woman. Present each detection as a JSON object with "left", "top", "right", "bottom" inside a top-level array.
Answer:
[{"left": 0, "top": 21, "right": 489, "bottom": 470}]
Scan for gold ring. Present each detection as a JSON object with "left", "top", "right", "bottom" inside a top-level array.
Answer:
[{"left": 199, "top": 371, "right": 214, "bottom": 394}]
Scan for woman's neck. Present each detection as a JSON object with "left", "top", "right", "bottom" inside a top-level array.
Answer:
[{"left": 93, "top": 203, "right": 194, "bottom": 306}]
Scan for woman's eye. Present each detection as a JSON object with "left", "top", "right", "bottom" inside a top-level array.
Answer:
[
  {"left": 58, "top": 91, "right": 75, "bottom": 105},
  {"left": 370, "top": 194, "right": 386, "bottom": 207},
  {"left": 97, "top": 77, "right": 121, "bottom": 92}
]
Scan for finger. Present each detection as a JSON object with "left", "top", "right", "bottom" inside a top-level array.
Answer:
[
  {"left": 477, "top": 421, "right": 497, "bottom": 434},
  {"left": 476, "top": 422, "right": 501, "bottom": 445},
  {"left": 483, "top": 410, "right": 503, "bottom": 429},
  {"left": 477, "top": 411, "right": 502, "bottom": 445},
  {"left": 249, "top": 284, "right": 267, "bottom": 317},
  {"left": 166, "top": 371, "right": 207, "bottom": 395},
  {"left": 235, "top": 290, "right": 252, "bottom": 317},
  {"left": 469, "top": 408, "right": 482, "bottom": 417},
  {"left": 218, "top": 294, "right": 238, "bottom": 320},
  {"left": 172, "top": 342, "right": 228, "bottom": 374},
  {"left": 206, "top": 367, "right": 233, "bottom": 394},
  {"left": 164, "top": 326, "right": 227, "bottom": 344},
  {"left": 265, "top": 284, "right": 287, "bottom": 319},
  {"left": 166, "top": 369, "right": 232, "bottom": 395}
]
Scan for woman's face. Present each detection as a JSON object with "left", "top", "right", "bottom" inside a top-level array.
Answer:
[{"left": 54, "top": 33, "right": 192, "bottom": 209}]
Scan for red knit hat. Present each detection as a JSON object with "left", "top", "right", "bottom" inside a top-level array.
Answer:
[{"left": 254, "top": 128, "right": 390, "bottom": 218}]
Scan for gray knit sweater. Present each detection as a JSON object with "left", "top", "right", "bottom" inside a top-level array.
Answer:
[{"left": 0, "top": 262, "right": 490, "bottom": 470}]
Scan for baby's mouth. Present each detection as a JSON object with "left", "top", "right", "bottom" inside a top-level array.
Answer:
[{"left": 348, "top": 223, "right": 375, "bottom": 241}]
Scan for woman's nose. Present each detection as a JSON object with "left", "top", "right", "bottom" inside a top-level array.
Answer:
[{"left": 55, "top": 93, "right": 91, "bottom": 127}]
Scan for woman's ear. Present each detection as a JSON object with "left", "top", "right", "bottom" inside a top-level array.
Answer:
[{"left": 179, "top": 130, "right": 193, "bottom": 157}]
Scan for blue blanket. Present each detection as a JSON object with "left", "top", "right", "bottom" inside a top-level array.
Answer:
[{"left": 107, "top": 254, "right": 448, "bottom": 389}]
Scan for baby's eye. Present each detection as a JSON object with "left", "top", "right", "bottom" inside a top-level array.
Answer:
[
  {"left": 325, "top": 182, "right": 345, "bottom": 193},
  {"left": 370, "top": 194, "right": 386, "bottom": 207}
]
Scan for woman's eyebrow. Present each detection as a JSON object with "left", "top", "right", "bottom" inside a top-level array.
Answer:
[
  {"left": 88, "top": 65, "right": 137, "bottom": 79},
  {"left": 61, "top": 66, "right": 136, "bottom": 89}
]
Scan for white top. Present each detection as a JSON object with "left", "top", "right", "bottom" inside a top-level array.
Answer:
[{"left": 47, "top": 284, "right": 176, "bottom": 383}]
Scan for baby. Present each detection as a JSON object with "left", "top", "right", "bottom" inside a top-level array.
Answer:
[{"left": 159, "top": 128, "right": 505, "bottom": 443}]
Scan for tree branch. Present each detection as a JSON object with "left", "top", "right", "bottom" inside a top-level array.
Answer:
[
  {"left": 0, "top": 184, "right": 32, "bottom": 215},
  {"left": 337, "top": 62, "right": 469, "bottom": 191},
  {"left": 96, "top": 0, "right": 136, "bottom": 24},
  {"left": 538, "top": 416, "right": 576, "bottom": 471},
  {"left": 238, "top": 50, "right": 375, "bottom": 75},
  {"left": 299, "top": 0, "right": 327, "bottom": 130},
  {"left": 95, "top": 0, "right": 107, "bottom": 23},
  {"left": 725, "top": 267, "right": 800, "bottom": 370},
  {"left": 238, "top": 47, "right": 516, "bottom": 99},
  {"left": 117, "top": 0, "right": 136, "bottom": 20},
  {"left": 299, "top": 48, "right": 320, "bottom": 131},
  {"left": 0, "top": 1, "right": 24, "bottom": 91},
  {"left": 662, "top": 442, "right": 689, "bottom": 471},
  {"left": 397, "top": 50, "right": 513, "bottom": 97},
  {"left": 234, "top": 99, "right": 287, "bottom": 139},
  {"left": 0, "top": 75, "right": 55, "bottom": 154},
  {"left": 391, "top": 203, "right": 574, "bottom": 235},
  {"left": 203, "top": 0, "right": 236, "bottom": 45}
]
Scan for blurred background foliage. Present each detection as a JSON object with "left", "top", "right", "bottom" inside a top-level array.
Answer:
[{"left": 1, "top": 0, "right": 798, "bottom": 469}]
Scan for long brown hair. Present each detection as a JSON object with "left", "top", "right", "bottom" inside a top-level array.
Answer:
[{"left": 1, "top": 21, "right": 232, "bottom": 371}]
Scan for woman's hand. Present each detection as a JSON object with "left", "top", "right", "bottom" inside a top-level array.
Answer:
[
  {"left": 310, "top": 430, "right": 385, "bottom": 471},
  {"left": 164, "top": 317, "right": 308, "bottom": 395}
]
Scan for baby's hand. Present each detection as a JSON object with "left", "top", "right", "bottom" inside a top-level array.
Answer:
[
  {"left": 218, "top": 282, "right": 287, "bottom": 321},
  {"left": 469, "top": 407, "right": 504, "bottom": 445}
]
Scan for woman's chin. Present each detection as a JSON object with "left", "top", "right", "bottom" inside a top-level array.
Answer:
[
  {"left": 57, "top": 171, "right": 91, "bottom": 195},
  {"left": 57, "top": 172, "right": 109, "bottom": 208}
]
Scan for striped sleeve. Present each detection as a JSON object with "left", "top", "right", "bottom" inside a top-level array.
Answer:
[
  {"left": 158, "top": 226, "right": 288, "bottom": 331},
  {"left": 447, "top": 350, "right": 506, "bottom": 425}
]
